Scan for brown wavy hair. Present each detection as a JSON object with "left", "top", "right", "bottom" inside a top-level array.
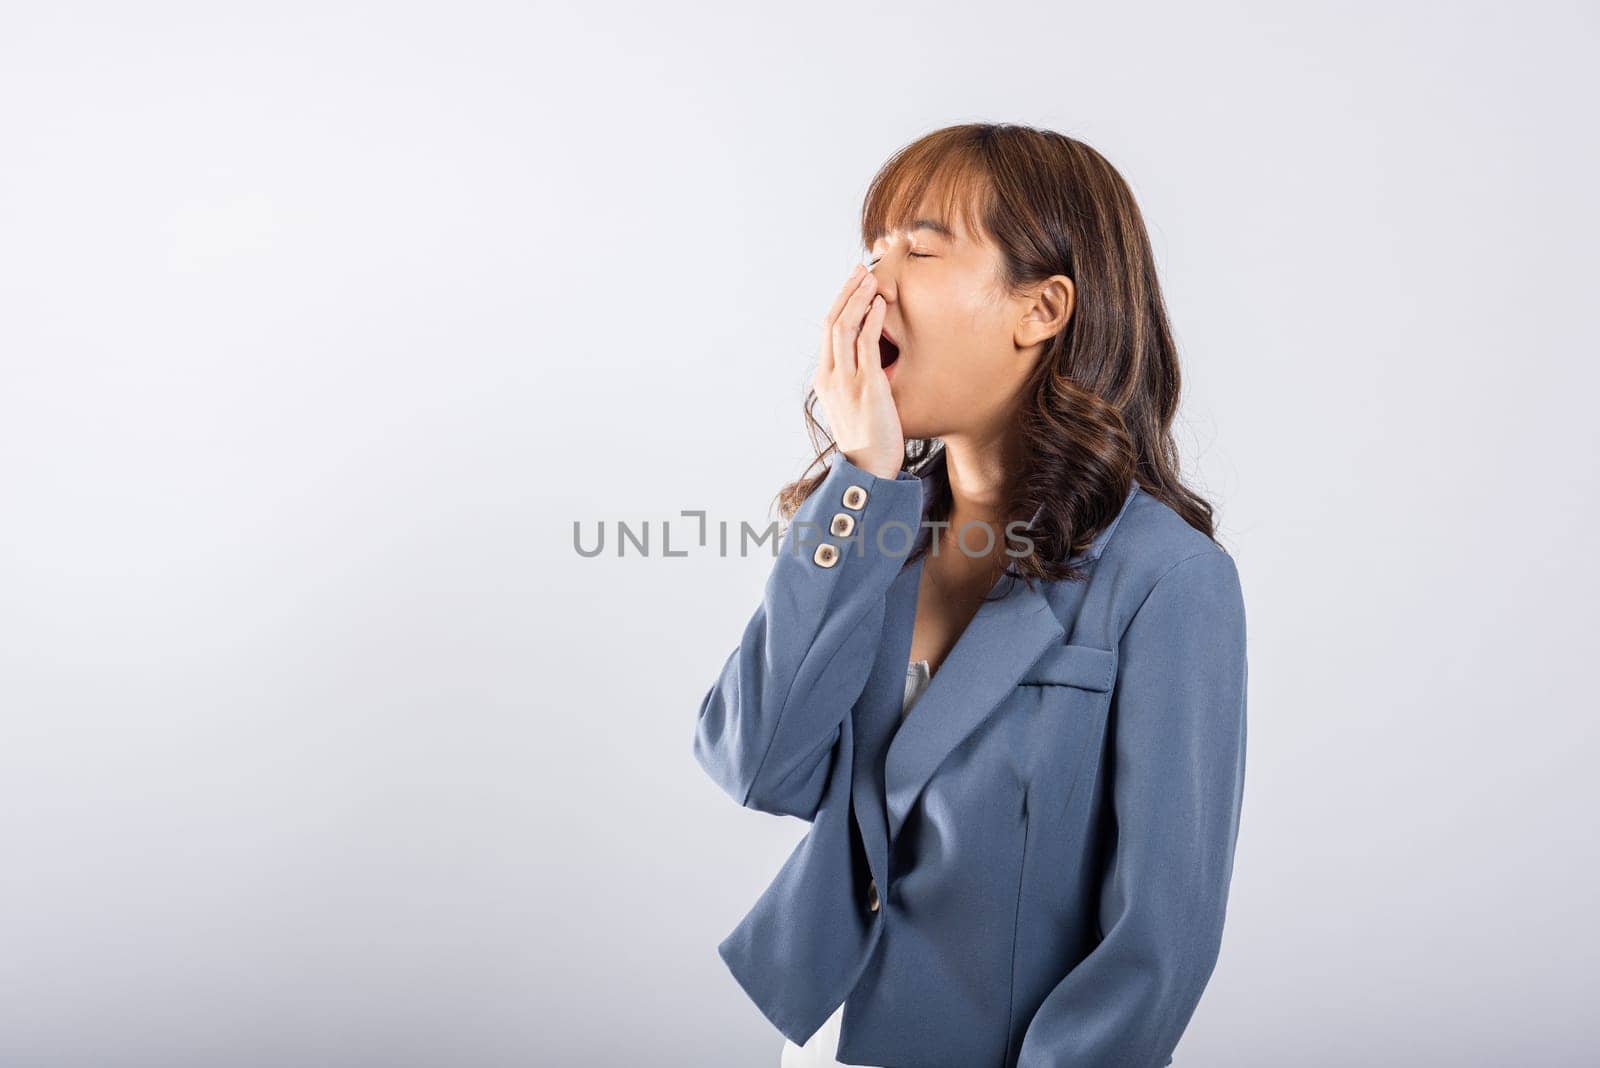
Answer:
[{"left": 774, "top": 123, "right": 1220, "bottom": 585}]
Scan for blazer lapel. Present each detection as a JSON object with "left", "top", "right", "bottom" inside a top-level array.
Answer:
[{"left": 882, "top": 568, "right": 1065, "bottom": 846}]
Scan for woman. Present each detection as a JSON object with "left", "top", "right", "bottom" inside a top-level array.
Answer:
[{"left": 693, "top": 123, "right": 1248, "bottom": 1068}]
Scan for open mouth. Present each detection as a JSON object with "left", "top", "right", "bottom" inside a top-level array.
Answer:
[{"left": 879, "top": 332, "right": 901, "bottom": 369}]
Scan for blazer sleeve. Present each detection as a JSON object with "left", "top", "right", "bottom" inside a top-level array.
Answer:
[
  {"left": 1016, "top": 549, "right": 1248, "bottom": 1067},
  {"left": 692, "top": 452, "right": 924, "bottom": 821}
]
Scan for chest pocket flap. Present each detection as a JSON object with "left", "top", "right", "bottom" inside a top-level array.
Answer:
[{"left": 1018, "top": 642, "right": 1116, "bottom": 692}]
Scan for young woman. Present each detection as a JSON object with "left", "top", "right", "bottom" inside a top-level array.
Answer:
[{"left": 693, "top": 124, "right": 1248, "bottom": 1068}]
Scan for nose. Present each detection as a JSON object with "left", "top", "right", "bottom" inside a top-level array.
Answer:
[{"left": 865, "top": 249, "right": 901, "bottom": 297}]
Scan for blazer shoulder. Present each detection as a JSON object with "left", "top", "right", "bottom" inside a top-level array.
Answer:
[{"left": 1095, "top": 486, "right": 1240, "bottom": 616}]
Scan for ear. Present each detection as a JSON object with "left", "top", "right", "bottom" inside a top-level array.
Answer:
[{"left": 1015, "top": 275, "right": 1076, "bottom": 348}]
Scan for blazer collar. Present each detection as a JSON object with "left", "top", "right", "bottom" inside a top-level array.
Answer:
[{"left": 1049, "top": 476, "right": 1141, "bottom": 567}]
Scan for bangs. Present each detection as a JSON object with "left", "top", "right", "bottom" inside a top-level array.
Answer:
[{"left": 860, "top": 146, "right": 994, "bottom": 252}]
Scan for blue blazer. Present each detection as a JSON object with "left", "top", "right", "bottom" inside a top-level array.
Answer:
[{"left": 693, "top": 452, "right": 1248, "bottom": 1067}]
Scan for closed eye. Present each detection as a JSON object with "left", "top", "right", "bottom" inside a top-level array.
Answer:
[{"left": 866, "top": 253, "right": 935, "bottom": 267}]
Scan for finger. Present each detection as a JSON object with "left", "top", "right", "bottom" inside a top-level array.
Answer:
[
  {"left": 824, "top": 264, "right": 868, "bottom": 330},
  {"left": 856, "top": 293, "right": 887, "bottom": 378},
  {"left": 819, "top": 265, "right": 868, "bottom": 376},
  {"left": 819, "top": 265, "right": 870, "bottom": 377},
  {"left": 832, "top": 270, "right": 878, "bottom": 376}
]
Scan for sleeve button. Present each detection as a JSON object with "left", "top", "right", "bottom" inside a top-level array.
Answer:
[
  {"left": 842, "top": 485, "right": 868, "bottom": 510},
  {"left": 829, "top": 512, "right": 856, "bottom": 537},
  {"left": 867, "top": 878, "right": 880, "bottom": 912},
  {"left": 813, "top": 543, "right": 840, "bottom": 568}
]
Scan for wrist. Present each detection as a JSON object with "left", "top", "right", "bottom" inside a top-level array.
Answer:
[{"left": 839, "top": 449, "right": 901, "bottom": 482}]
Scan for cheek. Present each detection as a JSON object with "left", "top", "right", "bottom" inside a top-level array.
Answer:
[
  {"left": 934, "top": 288, "right": 1012, "bottom": 357},
  {"left": 902, "top": 277, "right": 1008, "bottom": 367},
  {"left": 914, "top": 282, "right": 987, "bottom": 341}
]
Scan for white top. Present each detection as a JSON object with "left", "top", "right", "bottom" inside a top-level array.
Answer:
[
  {"left": 779, "top": 659, "right": 932, "bottom": 1067},
  {"left": 902, "top": 658, "right": 932, "bottom": 720}
]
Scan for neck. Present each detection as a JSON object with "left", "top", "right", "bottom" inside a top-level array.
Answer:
[{"left": 935, "top": 429, "right": 1028, "bottom": 567}]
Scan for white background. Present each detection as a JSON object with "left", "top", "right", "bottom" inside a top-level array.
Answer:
[{"left": 2, "top": 2, "right": 1597, "bottom": 1065}]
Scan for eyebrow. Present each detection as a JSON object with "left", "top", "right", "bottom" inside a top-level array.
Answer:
[{"left": 869, "top": 218, "right": 957, "bottom": 243}]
